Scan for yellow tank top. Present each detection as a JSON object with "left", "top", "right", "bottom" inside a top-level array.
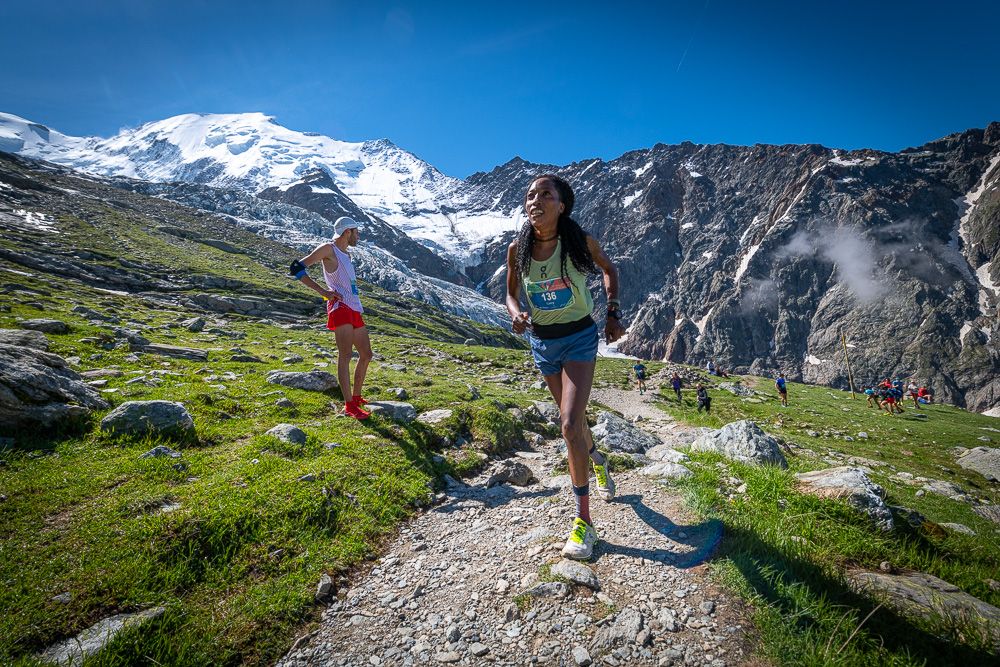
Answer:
[{"left": 522, "top": 239, "right": 594, "bottom": 326}]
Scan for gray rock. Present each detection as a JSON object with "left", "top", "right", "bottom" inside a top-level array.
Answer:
[
  {"left": 37, "top": 607, "right": 165, "bottom": 667},
  {"left": 141, "top": 343, "right": 208, "bottom": 361},
  {"left": 531, "top": 401, "right": 561, "bottom": 424},
  {"left": 0, "top": 331, "right": 108, "bottom": 430},
  {"left": 469, "top": 642, "right": 489, "bottom": 657},
  {"left": 139, "top": 445, "right": 182, "bottom": 459},
  {"left": 920, "top": 479, "right": 971, "bottom": 502},
  {"left": 282, "top": 354, "right": 303, "bottom": 364},
  {"left": 592, "top": 411, "right": 662, "bottom": 453},
  {"left": 230, "top": 354, "right": 262, "bottom": 363},
  {"left": 100, "top": 401, "right": 195, "bottom": 442},
  {"left": 691, "top": 420, "right": 788, "bottom": 468},
  {"left": 795, "top": 467, "right": 893, "bottom": 531},
  {"left": 366, "top": 401, "right": 417, "bottom": 423},
  {"left": 19, "top": 318, "right": 69, "bottom": 334},
  {"left": 940, "top": 522, "right": 976, "bottom": 535},
  {"left": 973, "top": 505, "right": 1000, "bottom": 525},
  {"left": 275, "top": 398, "right": 295, "bottom": 408},
  {"left": 848, "top": 570, "right": 1000, "bottom": 648},
  {"left": 485, "top": 460, "right": 536, "bottom": 488},
  {"left": 182, "top": 317, "right": 205, "bottom": 332},
  {"left": 315, "top": 573, "right": 334, "bottom": 601},
  {"left": 639, "top": 462, "right": 693, "bottom": 480},
  {"left": 266, "top": 370, "right": 338, "bottom": 392},
  {"left": 644, "top": 445, "right": 690, "bottom": 463},
  {"left": 416, "top": 409, "right": 453, "bottom": 425},
  {"left": 956, "top": 447, "right": 1000, "bottom": 482},
  {"left": 266, "top": 424, "right": 307, "bottom": 445},
  {"left": 551, "top": 559, "right": 601, "bottom": 590},
  {"left": 607, "top": 607, "right": 644, "bottom": 646},
  {"left": 525, "top": 582, "right": 571, "bottom": 598},
  {"left": 389, "top": 387, "right": 409, "bottom": 400},
  {"left": 572, "top": 646, "right": 592, "bottom": 666}
]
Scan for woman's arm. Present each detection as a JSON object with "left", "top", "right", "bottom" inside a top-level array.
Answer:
[
  {"left": 587, "top": 236, "right": 626, "bottom": 343},
  {"left": 506, "top": 242, "right": 531, "bottom": 334}
]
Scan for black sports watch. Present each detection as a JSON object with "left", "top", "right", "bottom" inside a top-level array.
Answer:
[{"left": 607, "top": 307, "right": 622, "bottom": 320}]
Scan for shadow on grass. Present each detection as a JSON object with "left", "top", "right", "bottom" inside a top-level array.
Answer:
[
  {"left": 720, "top": 522, "right": 998, "bottom": 665},
  {"left": 593, "top": 493, "right": 724, "bottom": 568}
]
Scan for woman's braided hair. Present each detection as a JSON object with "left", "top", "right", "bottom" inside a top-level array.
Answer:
[{"left": 515, "top": 174, "right": 598, "bottom": 279}]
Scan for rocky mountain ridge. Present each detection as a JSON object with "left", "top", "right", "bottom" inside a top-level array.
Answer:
[{"left": 1, "top": 111, "right": 997, "bottom": 411}]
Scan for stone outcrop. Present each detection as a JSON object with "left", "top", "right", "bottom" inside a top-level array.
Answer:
[
  {"left": 591, "top": 411, "right": 662, "bottom": 454},
  {"left": 0, "top": 328, "right": 108, "bottom": 431},
  {"left": 795, "top": 466, "right": 894, "bottom": 531},
  {"left": 366, "top": 401, "right": 417, "bottom": 423},
  {"left": 266, "top": 370, "right": 339, "bottom": 392},
  {"left": 690, "top": 420, "right": 788, "bottom": 468},
  {"left": 100, "top": 401, "right": 195, "bottom": 442},
  {"left": 956, "top": 446, "right": 1000, "bottom": 482},
  {"left": 848, "top": 570, "right": 1000, "bottom": 649}
]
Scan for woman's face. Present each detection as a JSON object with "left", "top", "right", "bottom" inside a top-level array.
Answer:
[{"left": 524, "top": 178, "right": 564, "bottom": 227}]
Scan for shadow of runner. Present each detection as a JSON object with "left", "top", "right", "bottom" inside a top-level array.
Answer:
[{"left": 592, "top": 493, "right": 724, "bottom": 569}]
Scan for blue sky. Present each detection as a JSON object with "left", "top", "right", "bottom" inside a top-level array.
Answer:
[{"left": 1, "top": 1, "right": 998, "bottom": 177}]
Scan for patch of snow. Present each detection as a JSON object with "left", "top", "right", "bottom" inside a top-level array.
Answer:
[
  {"left": 694, "top": 307, "right": 713, "bottom": 341},
  {"left": 309, "top": 186, "right": 338, "bottom": 194},
  {"left": 805, "top": 354, "right": 823, "bottom": 365},
  {"left": 984, "top": 406, "right": 1000, "bottom": 418},
  {"left": 634, "top": 161, "right": 653, "bottom": 178},
  {"left": 830, "top": 156, "right": 864, "bottom": 167},
  {"left": 490, "top": 262, "right": 506, "bottom": 280},
  {"left": 733, "top": 242, "right": 761, "bottom": 283},
  {"left": 623, "top": 189, "right": 644, "bottom": 208},
  {"left": 701, "top": 251, "right": 714, "bottom": 260},
  {"left": 7, "top": 209, "right": 59, "bottom": 233},
  {"left": 953, "top": 152, "right": 1000, "bottom": 315},
  {"left": 674, "top": 317, "right": 684, "bottom": 329},
  {"left": 681, "top": 222, "right": 695, "bottom": 230}
]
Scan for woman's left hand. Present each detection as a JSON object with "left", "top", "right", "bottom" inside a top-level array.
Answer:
[{"left": 605, "top": 318, "right": 626, "bottom": 343}]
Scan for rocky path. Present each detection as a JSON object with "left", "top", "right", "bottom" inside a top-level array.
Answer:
[{"left": 278, "top": 390, "right": 752, "bottom": 667}]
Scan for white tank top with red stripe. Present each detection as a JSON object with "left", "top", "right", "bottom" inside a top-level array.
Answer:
[{"left": 322, "top": 245, "right": 364, "bottom": 313}]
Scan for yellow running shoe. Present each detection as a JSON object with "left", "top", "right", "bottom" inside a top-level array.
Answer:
[
  {"left": 593, "top": 460, "right": 616, "bottom": 501},
  {"left": 561, "top": 517, "right": 598, "bottom": 560}
]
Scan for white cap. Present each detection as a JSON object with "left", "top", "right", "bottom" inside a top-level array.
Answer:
[{"left": 334, "top": 216, "right": 359, "bottom": 236}]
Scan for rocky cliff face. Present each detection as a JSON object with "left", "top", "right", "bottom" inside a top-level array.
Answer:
[{"left": 461, "top": 126, "right": 1000, "bottom": 412}]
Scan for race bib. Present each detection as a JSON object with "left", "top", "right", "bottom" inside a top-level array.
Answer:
[{"left": 527, "top": 277, "right": 575, "bottom": 311}]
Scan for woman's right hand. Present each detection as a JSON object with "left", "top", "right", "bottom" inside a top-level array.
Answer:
[
  {"left": 511, "top": 311, "right": 531, "bottom": 334},
  {"left": 323, "top": 289, "right": 343, "bottom": 302}
]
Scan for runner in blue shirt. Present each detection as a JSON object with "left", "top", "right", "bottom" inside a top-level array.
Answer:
[
  {"left": 775, "top": 373, "right": 788, "bottom": 407},
  {"left": 633, "top": 362, "right": 647, "bottom": 394}
]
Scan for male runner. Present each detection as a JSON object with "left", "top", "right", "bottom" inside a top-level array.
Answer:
[
  {"left": 776, "top": 373, "right": 788, "bottom": 407},
  {"left": 288, "top": 216, "right": 373, "bottom": 420},
  {"left": 633, "top": 361, "right": 648, "bottom": 394}
]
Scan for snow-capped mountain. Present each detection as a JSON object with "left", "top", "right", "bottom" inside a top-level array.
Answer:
[{"left": 0, "top": 111, "right": 516, "bottom": 267}]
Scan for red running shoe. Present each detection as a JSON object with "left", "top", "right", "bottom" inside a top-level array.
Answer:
[
  {"left": 352, "top": 395, "right": 368, "bottom": 405},
  {"left": 345, "top": 400, "right": 370, "bottom": 420}
]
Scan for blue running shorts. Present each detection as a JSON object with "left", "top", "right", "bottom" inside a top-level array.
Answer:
[{"left": 529, "top": 323, "right": 599, "bottom": 377}]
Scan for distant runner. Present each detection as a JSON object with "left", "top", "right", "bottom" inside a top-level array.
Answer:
[
  {"left": 907, "top": 378, "right": 921, "bottom": 409},
  {"left": 633, "top": 361, "right": 648, "bottom": 394},
  {"left": 506, "top": 174, "right": 626, "bottom": 560},
  {"left": 696, "top": 384, "right": 712, "bottom": 413},
  {"left": 289, "top": 216, "right": 373, "bottom": 420},
  {"left": 775, "top": 372, "right": 788, "bottom": 407},
  {"left": 670, "top": 372, "right": 683, "bottom": 402}
]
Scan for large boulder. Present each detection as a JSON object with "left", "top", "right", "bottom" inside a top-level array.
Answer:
[
  {"left": 37, "top": 607, "right": 165, "bottom": 666},
  {"left": 795, "top": 467, "right": 894, "bottom": 531},
  {"left": 591, "top": 411, "right": 662, "bottom": 453},
  {"left": 100, "top": 401, "right": 195, "bottom": 442},
  {"left": 848, "top": 570, "right": 1000, "bottom": 649},
  {"left": 416, "top": 408, "right": 454, "bottom": 425},
  {"left": 0, "top": 329, "right": 108, "bottom": 431},
  {"left": 484, "top": 459, "right": 536, "bottom": 488},
  {"left": 19, "top": 318, "right": 69, "bottom": 334},
  {"left": 690, "top": 420, "right": 788, "bottom": 468},
  {"left": 266, "top": 370, "right": 338, "bottom": 392},
  {"left": 956, "top": 447, "right": 1000, "bottom": 482},
  {"left": 639, "top": 461, "right": 693, "bottom": 480},
  {"left": 366, "top": 401, "right": 417, "bottom": 423},
  {"left": 265, "top": 423, "right": 307, "bottom": 445}
]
